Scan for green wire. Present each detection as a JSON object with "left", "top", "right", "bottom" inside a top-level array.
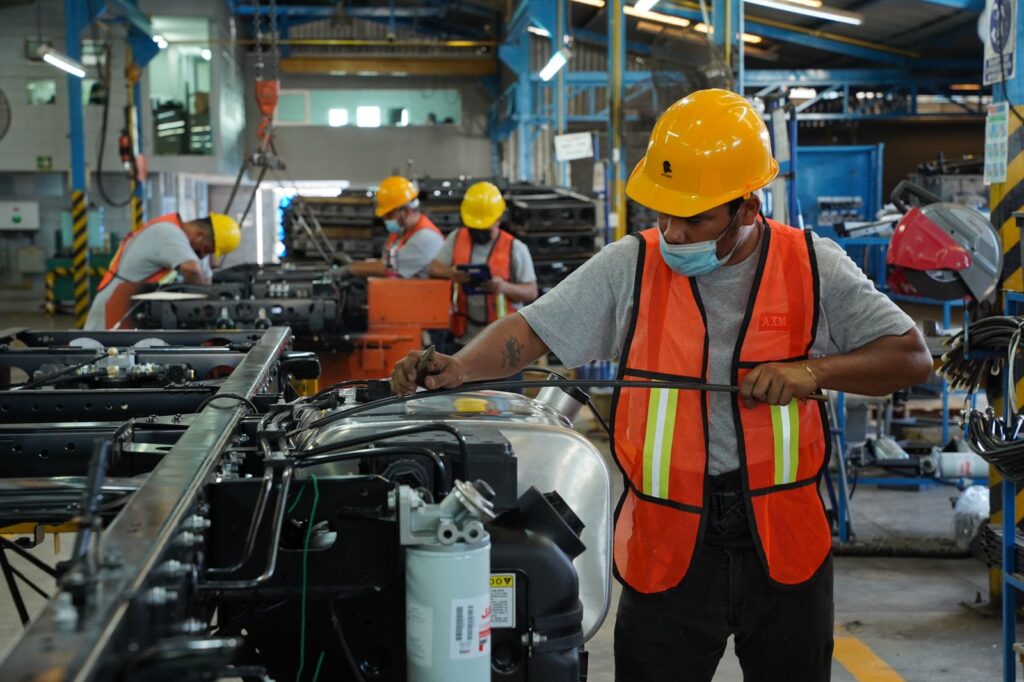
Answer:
[
  {"left": 311, "top": 650, "right": 325, "bottom": 682},
  {"left": 287, "top": 482, "right": 307, "bottom": 514},
  {"left": 294, "top": 474, "right": 319, "bottom": 682}
]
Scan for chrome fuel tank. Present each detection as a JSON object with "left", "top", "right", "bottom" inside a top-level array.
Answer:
[{"left": 296, "top": 390, "right": 613, "bottom": 641}]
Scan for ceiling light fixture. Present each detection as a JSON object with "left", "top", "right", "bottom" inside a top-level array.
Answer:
[
  {"left": 37, "top": 46, "right": 85, "bottom": 78},
  {"left": 539, "top": 47, "right": 572, "bottom": 81},
  {"left": 693, "top": 23, "right": 763, "bottom": 44},
  {"left": 527, "top": 25, "right": 551, "bottom": 37},
  {"left": 634, "top": 0, "right": 660, "bottom": 11},
  {"left": 744, "top": 0, "right": 862, "bottom": 26}
]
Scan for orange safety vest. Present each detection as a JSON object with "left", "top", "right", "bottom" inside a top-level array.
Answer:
[
  {"left": 95, "top": 213, "right": 187, "bottom": 329},
  {"left": 450, "top": 227, "right": 514, "bottom": 337},
  {"left": 612, "top": 219, "right": 831, "bottom": 593},
  {"left": 384, "top": 213, "right": 441, "bottom": 274}
]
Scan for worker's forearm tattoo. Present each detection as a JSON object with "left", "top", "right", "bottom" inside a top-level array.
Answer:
[{"left": 501, "top": 335, "right": 522, "bottom": 369}]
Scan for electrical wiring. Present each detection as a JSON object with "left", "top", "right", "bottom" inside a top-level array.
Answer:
[
  {"left": 297, "top": 377, "right": 751, "bottom": 434},
  {"left": 294, "top": 473, "right": 319, "bottom": 682},
  {"left": 196, "top": 392, "right": 258, "bottom": 414},
  {"left": 13, "top": 354, "right": 103, "bottom": 390},
  {"left": 294, "top": 423, "right": 467, "bottom": 478},
  {"left": 522, "top": 367, "right": 612, "bottom": 439}
]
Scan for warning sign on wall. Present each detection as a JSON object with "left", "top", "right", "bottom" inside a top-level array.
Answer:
[{"left": 984, "top": 0, "right": 1016, "bottom": 86}]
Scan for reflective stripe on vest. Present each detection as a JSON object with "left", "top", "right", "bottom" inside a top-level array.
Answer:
[
  {"left": 611, "top": 220, "right": 831, "bottom": 594},
  {"left": 96, "top": 213, "right": 184, "bottom": 292},
  {"left": 450, "top": 228, "right": 514, "bottom": 337}
]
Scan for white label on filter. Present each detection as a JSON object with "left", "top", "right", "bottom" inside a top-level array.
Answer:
[
  {"left": 450, "top": 595, "right": 491, "bottom": 659},
  {"left": 489, "top": 574, "right": 516, "bottom": 629},
  {"left": 407, "top": 601, "right": 432, "bottom": 666}
]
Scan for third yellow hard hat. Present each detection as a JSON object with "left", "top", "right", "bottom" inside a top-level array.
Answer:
[
  {"left": 209, "top": 213, "right": 241, "bottom": 258},
  {"left": 626, "top": 89, "right": 778, "bottom": 218},
  {"left": 460, "top": 181, "right": 506, "bottom": 229},
  {"left": 375, "top": 176, "right": 419, "bottom": 217}
]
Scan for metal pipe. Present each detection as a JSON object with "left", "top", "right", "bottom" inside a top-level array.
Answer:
[{"left": 159, "top": 38, "right": 498, "bottom": 47}]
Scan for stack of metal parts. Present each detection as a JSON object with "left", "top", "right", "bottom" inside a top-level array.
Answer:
[
  {"left": 972, "top": 524, "right": 1024, "bottom": 568},
  {"left": 132, "top": 263, "right": 367, "bottom": 349},
  {"left": 282, "top": 191, "right": 381, "bottom": 261},
  {"left": 506, "top": 188, "right": 599, "bottom": 294}
]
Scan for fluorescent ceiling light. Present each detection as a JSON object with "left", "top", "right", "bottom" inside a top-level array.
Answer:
[
  {"left": 572, "top": 0, "right": 606, "bottom": 7},
  {"left": 785, "top": 0, "right": 824, "bottom": 6},
  {"left": 788, "top": 87, "right": 817, "bottom": 99},
  {"left": 745, "top": 0, "right": 862, "bottom": 26},
  {"left": 624, "top": 6, "right": 689, "bottom": 27},
  {"left": 527, "top": 25, "right": 551, "bottom": 37},
  {"left": 693, "top": 23, "right": 763, "bottom": 44},
  {"left": 152, "top": 34, "right": 168, "bottom": 49},
  {"left": 200, "top": 48, "right": 212, "bottom": 60},
  {"left": 634, "top": 0, "right": 660, "bottom": 11},
  {"left": 539, "top": 47, "right": 571, "bottom": 81},
  {"left": 37, "top": 46, "right": 85, "bottom": 78}
]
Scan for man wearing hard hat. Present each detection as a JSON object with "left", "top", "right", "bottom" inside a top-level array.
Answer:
[
  {"left": 344, "top": 175, "right": 444, "bottom": 279},
  {"left": 392, "top": 90, "right": 933, "bottom": 680},
  {"left": 84, "top": 212, "right": 241, "bottom": 330},
  {"left": 427, "top": 181, "right": 538, "bottom": 349}
]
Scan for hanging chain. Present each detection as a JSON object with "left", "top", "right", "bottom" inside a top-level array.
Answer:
[
  {"left": 268, "top": 0, "right": 279, "bottom": 81},
  {"left": 252, "top": 0, "right": 264, "bottom": 80}
]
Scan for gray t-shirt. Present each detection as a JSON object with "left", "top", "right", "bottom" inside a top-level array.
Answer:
[
  {"left": 434, "top": 229, "right": 538, "bottom": 344},
  {"left": 385, "top": 224, "right": 445, "bottom": 279},
  {"left": 520, "top": 230, "right": 915, "bottom": 475},
  {"left": 84, "top": 221, "right": 198, "bottom": 330}
]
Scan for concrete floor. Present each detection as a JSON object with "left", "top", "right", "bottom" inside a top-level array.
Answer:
[{"left": 0, "top": 312, "right": 1014, "bottom": 679}]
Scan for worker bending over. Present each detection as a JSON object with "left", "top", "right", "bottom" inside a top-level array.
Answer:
[
  {"left": 393, "top": 90, "right": 933, "bottom": 681},
  {"left": 84, "top": 212, "right": 240, "bottom": 330},
  {"left": 428, "top": 181, "right": 538, "bottom": 350},
  {"left": 344, "top": 176, "right": 443, "bottom": 279}
]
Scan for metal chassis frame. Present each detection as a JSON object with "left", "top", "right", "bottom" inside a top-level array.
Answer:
[{"left": 0, "top": 327, "right": 292, "bottom": 679}]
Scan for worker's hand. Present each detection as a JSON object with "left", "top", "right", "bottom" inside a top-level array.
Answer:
[
  {"left": 480, "top": 276, "right": 507, "bottom": 294},
  {"left": 739, "top": 362, "right": 818, "bottom": 408},
  {"left": 451, "top": 268, "right": 472, "bottom": 285},
  {"left": 391, "top": 350, "right": 469, "bottom": 396}
]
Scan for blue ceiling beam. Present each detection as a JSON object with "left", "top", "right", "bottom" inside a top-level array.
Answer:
[
  {"left": 744, "top": 68, "right": 978, "bottom": 87},
  {"left": 232, "top": 5, "right": 442, "bottom": 18}
]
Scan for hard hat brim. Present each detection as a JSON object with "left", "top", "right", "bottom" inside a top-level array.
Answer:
[{"left": 625, "top": 155, "right": 779, "bottom": 218}]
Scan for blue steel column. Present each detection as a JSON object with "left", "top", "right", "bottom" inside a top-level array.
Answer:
[
  {"left": 555, "top": 0, "right": 568, "bottom": 186},
  {"left": 608, "top": 0, "right": 626, "bottom": 239},
  {"left": 65, "top": 0, "right": 90, "bottom": 328},
  {"left": 133, "top": 80, "right": 145, "bottom": 226},
  {"left": 712, "top": 0, "right": 743, "bottom": 92},
  {"left": 498, "top": 3, "right": 533, "bottom": 181}
]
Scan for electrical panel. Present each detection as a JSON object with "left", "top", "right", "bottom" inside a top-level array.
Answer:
[{"left": 0, "top": 201, "right": 40, "bottom": 231}]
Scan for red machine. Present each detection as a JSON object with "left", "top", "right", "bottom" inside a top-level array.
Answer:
[{"left": 886, "top": 180, "right": 1002, "bottom": 302}]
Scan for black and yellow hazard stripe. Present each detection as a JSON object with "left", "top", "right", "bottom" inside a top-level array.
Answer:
[
  {"left": 70, "top": 191, "right": 90, "bottom": 328},
  {"left": 130, "top": 185, "right": 143, "bottom": 232},
  {"left": 44, "top": 265, "right": 106, "bottom": 315},
  {"left": 988, "top": 105, "right": 1024, "bottom": 600}
]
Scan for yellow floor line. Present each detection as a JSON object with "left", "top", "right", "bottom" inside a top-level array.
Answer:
[{"left": 834, "top": 627, "right": 904, "bottom": 682}]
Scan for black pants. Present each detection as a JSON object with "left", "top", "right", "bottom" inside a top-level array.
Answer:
[{"left": 614, "top": 472, "right": 834, "bottom": 682}]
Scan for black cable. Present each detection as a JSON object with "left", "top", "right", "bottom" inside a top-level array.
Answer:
[
  {"left": 292, "top": 446, "right": 449, "bottom": 491},
  {"left": 196, "top": 392, "right": 258, "bottom": 414},
  {"left": 328, "top": 600, "right": 367, "bottom": 682},
  {"left": 86, "top": 0, "right": 131, "bottom": 208},
  {"left": 296, "top": 422, "right": 467, "bottom": 470},
  {"left": 14, "top": 354, "right": 104, "bottom": 390},
  {"left": 310, "top": 378, "right": 369, "bottom": 400},
  {"left": 521, "top": 366, "right": 612, "bottom": 439},
  {"left": 296, "top": 378, "right": 747, "bottom": 435}
]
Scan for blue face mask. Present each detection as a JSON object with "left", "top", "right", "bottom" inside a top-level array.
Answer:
[
  {"left": 659, "top": 211, "right": 745, "bottom": 277},
  {"left": 384, "top": 218, "right": 402, "bottom": 234}
]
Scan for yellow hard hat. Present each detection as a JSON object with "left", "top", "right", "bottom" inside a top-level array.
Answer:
[
  {"left": 460, "top": 181, "right": 506, "bottom": 229},
  {"left": 209, "top": 213, "right": 241, "bottom": 258},
  {"left": 626, "top": 89, "right": 778, "bottom": 218},
  {"left": 375, "top": 176, "right": 419, "bottom": 217}
]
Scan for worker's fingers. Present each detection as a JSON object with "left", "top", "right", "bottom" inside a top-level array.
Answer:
[
  {"left": 424, "top": 356, "right": 467, "bottom": 390},
  {"left": 778, "top": 384, "right": 797, "bottom": 407},
  {"left": 739, "top": 366, "right": 761, "bottom": 408},
  {"left": 764, "top": 374, "right": 786, "bottom": 406},
  {"left": 744, "top": 368, "right": 774, "bottom": 408},
  {"left": 390, "top": 350, "right": 424, "bottom": 396}
]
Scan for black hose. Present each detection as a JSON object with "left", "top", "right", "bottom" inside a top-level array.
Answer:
[
  {"left": 196, "top": 392, "right": 258, "bottom": 414},
  {"left": 328, "top": 600, "right": 367, "bottom": 682},
  {"left": 297, "top": 423, "right": 467, "bottom": 475},
  {"left": 14, "top": 354, "right": 103, "bottom": 390},
  {"left": 292, "top": 445, "right": 449, "bottom": 490}
]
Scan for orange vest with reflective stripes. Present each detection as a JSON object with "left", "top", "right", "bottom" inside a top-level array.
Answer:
[
  {"left": 612, "top": 220, "right": 831, "bottom": 593},
  {"left": 450, "top": 228, "right": 514, "bottom": 337},
  {"left": 384, "top": 213, "right": 441, "bottom": 274},
  {"left": 96, "top": 213, "right": 185, "bottom": 292}
]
